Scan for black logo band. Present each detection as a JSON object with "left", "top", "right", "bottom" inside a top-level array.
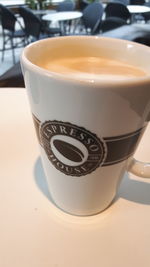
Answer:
[
  {"left": 103, "top": 128, "right": 144, "bottom": 166},
  {"left": 33, "top": 115, "right": 145, "bottom": 176}
]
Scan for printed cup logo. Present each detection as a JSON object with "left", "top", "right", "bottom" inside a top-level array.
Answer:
[{"left": 40, "top": 121, "right": 107, "bottom": 176}]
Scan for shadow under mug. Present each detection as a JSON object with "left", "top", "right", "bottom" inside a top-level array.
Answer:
[{"left": 21, "top": 36, "right": 150, "bottom": 216}]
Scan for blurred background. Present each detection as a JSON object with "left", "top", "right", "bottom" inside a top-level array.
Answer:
[{"left": 1, "top": 0, "right": 150, "bottom": 87}]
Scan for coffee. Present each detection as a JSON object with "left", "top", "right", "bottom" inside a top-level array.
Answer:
[{"left": 39, "top": 56, "right": 147, "bottom": 81}]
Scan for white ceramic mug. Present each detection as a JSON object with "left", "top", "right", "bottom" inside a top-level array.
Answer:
[{"left": 21, "top": 36, "right": 150, "bottom": 216}]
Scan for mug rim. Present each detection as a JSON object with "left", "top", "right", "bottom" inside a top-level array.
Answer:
[{"left": 21, "top": 36, "right": 150, "bottom": 87}]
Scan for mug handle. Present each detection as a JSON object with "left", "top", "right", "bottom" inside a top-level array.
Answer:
[{"left": 128, "top": 158, "right": 150, "bottom": 178}]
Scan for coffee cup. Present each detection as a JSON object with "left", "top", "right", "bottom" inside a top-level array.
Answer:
[{"left": 21, "top": 36, "right": 150, "bottom": 216}]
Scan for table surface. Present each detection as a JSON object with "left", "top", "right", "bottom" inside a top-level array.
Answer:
[
  {"left": 42, "top": 11, "right": 83, "bottom": 22},
  {"left": 0, "top": 88, "right": 150, "bottom": 267},
  {"left": 127, "top": 5, "right": 150, "bottom": 13}
]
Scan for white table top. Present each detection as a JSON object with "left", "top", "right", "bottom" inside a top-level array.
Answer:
[
  {"left": 1, "top": 0, "right": 25, "bottom": 6},
  {"left": 42, "top": 11, "right": 83, "bottom": 22},
  {"left": 0, "top": 88, "right": 150, "bottom": 267},
  {"left": 127, "top": 5, "right": 150, "bottom": 13},
  {"left": 1, "top": 0, "right": 62, "bottom": 6}
]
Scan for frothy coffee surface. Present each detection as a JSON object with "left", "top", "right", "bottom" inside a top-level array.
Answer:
[{"left": 39, "top": 56, "right": 147, "bottom": 81}]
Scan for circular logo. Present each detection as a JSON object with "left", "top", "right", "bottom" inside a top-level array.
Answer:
[{"left": 40, "top": 121, "right": 107, "bottom": 177}]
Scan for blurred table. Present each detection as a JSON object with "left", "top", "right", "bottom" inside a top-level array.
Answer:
[
  {"left": 32, "top": 9, "right": 56, "bottom": 19},
  {"left": 0, "top": 88, "right": 150, "bottom": 267},
  {"left": 127, "top": 5, "right": 150, "bottom": 22},
  {"left": 42, "top": 11, "right": 83, "bottom": 22},
  {"left": 33, "top": 9, "right": 56, "bottom": 16},
  {"left": 2, "top": 0, "right": 25, "bottom": 6},
  {"left": 127, "top": 5, "right": 150, "bottom": 13},
  {"left": 42, "top": 11, "right": 83, "bottom": 35}
]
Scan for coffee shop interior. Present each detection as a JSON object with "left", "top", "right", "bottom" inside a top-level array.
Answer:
[{"left": 1, "top": 0, "right": 150, "bottom": 87}]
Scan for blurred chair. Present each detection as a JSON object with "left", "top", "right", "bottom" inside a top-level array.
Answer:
[
  {"left": 133, "top": 36, "right": 150, "bottom": 46},
  {"left": 108, "top": 0, "right": 130, "bottom": 5},
  {"left": 130, "top": 0, "right": 145, "bottom": 5},
  {"left": 0, "top": 62, "right": 24, "bottom": 87},
  {"left": 105, "top": 2, "right": 131, "bottom": 22},
  {"left": 19, "top": 7, "right": 62, "bottom": 42},
  {"left": 57, "top": 1, "right": 75, "bottom": 11},
  {"left": 0, "top": 4, "right": 26, "bottom": 64},
  {"left": 100, "top": 16, "right": 127, "bottom": 32},
  {"left": 81, "top": 2, "right": 104, "bottom": 34},
  {"left": 79, "top": 0, "right": 89, "bottom": 11},
  {"left": 141, "top": 12, "right": 150, "bottom": 22}
]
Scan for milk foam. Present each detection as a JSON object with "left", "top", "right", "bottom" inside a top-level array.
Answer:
[{"left": 40, "top": 57, "right": 147, "bottom": 81}]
